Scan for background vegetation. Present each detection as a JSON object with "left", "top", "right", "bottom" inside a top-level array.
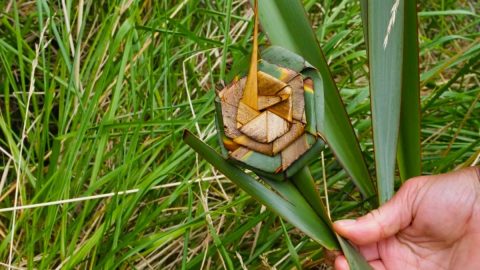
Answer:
[{"left": 0, "top": 0, "right": 479, "bottom": 268}]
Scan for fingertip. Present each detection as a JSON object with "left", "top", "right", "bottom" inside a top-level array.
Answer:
[
  {"left": 333, "top": 218, "right": 379, "bottom": 245},
  {"left": 334, "top": 255, "right": 349, "bottom": 270},
  {"left": 334, "top": 219, "right": 357, "bottom": 229},
  {"left": 335, "top": 203, "right": 412, "bottom": 245}
]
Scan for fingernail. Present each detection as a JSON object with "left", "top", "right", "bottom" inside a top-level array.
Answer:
[{"left": 334, "top": 219, "right": 357, "bottom": 227}]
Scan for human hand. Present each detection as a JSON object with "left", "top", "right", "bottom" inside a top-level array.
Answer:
[{"left": 333, "top": 167, "right": 480, "bottom": 270}]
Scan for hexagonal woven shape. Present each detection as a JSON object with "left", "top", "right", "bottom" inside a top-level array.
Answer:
[{"left": 215, "top": 46, "right": 325, "bottom": 180}]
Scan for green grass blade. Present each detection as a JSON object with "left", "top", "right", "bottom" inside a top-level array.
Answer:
[
  {"left": 183, "top": 130, "right": 339, "bottom": 250},
  {"left": 279, "top": 219, "right": 302, "bottom": 270},
  {"left": 418, "top": 10, "right": 480, "bottom": 17},
  {"left": 256, "top": 0, "right": 376, "bottom": 200},
  {"left": 397, "top": 0, "right": 421, "bottom": 181},
  {"left": 205, "top": 214, "right": 235, "bottom": 270},
  {"left": 359, "top": 0, "right": 369, "bottom": 50},
  {"left": 367, "top": 0, "right": 404, "bottom": 204}
]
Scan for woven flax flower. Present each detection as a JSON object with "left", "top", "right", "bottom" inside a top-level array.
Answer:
[{"left": 215, "top": 46, "right": 325, "bottom": 180}]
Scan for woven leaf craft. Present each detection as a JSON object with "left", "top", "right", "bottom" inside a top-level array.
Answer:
[
  {"left": 184, "top": 0, "right": 337, "bottom": 249},
  {"left": 184, "top": 1, "right": 374, "bottom": 267},
  {"left": 184, "top": 0, "right": 336, "bottom": 246},
  {"left": 216, "top": 46, "right": 325, "bottom": 180}
]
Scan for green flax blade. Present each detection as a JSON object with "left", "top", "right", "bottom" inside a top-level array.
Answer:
[
  {"left": 183, "top": 130, "right": 338, "bottom": 250},
  {"left": 291, "top": 167, "right": 331, "bottom": 227},
  {"left": 367, "top": 0, "right": 404, "bottom": 204},
  {"left": 337, "top": 237, "right": 373, "bottom": 270},
  {"left": 256, "top": 0, "right": 376, "bottom": 200},
  {"left": 397, "top": 0, "right": 421, "bottom": 181}
]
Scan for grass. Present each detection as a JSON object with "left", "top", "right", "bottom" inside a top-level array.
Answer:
[{"left": 0, "top": 0, "right": 479, "bottom": 268}]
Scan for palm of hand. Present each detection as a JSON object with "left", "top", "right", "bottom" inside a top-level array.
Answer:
[
  {"left": 334, "top": 167, "right": 480, "bottom": 270},
  {"left": 378, "top": 172, "right": 480, "bottom": 269}
]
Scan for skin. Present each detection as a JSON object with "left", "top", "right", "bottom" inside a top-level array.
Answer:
[{"left": 334, "top": 166, "right": 480, "bottom": 270}]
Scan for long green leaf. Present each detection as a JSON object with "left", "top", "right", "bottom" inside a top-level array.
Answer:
[
  {"left": 183, "top": 130, "right": 338, "bottom": 250},
  {"left": 288, "top": 167, "right": 372, "bottom": 269},
  {"left": 337, "top": 237, "right": 373, "bottom": 270},
  {"left": 256, "top": 0, "right": 376, "bottom": 200},
  {"left": 397, "top": 0, "right": 421, "bottom": 181},
  {"left": 367, "top": 0, "right": 404, "bottom": 204},
  {"left": 291, "top": 167, "right": 331, "bottom": 227},
  {"left": 268, "top": 165, "right": 373, "bottom": 269}
]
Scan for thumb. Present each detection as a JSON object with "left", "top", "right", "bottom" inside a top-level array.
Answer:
[{"left": 333, "top": 179, "right": 423, "bottom": 245}]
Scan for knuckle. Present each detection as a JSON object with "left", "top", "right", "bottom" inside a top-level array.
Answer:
[{"left": 367, "top": 209, "right": 389, "bottom": 238}]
